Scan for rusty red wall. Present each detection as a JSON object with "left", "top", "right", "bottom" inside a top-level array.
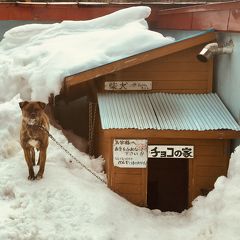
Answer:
[
  {"left": 1, "top": 1, "right": 240, "bottom": 32},
  {"left": 0, "top": 2, "right": 199, "bottom": 30},
  {"left": 0, "top": 3, "right": 123, "bottom": 21},
  {"left": 157, "top": 1, "right": 240, "bottom": 32},
  {"left": 0, "top": 2, "right": 168, "bottom": 30}
]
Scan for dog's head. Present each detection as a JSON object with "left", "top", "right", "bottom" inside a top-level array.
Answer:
[{"left": 19, "top": 101, "right": 46, "bottom": 125}]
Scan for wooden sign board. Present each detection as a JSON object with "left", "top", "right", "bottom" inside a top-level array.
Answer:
[{"left": 105, "top": 81, "right": 152, "bottom": 91}]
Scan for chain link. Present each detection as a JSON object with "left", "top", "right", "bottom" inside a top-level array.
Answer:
[{"left": 37, "top": 125, "right": 107, "bottom": 184}]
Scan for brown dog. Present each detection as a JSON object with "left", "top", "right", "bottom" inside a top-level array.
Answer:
[{"left": 19, "top": 101, "right": 49, "bottom": 180}]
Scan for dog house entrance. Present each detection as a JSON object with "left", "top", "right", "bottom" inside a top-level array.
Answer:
[{"left": 147, "top": 158, "right": 188, "bottom": 212}]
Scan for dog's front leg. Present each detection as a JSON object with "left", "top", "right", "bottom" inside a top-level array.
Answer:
[
  {"left": 30, "top": 147, "right": 35, "bottom": 166},
  {"left": 23, "top": 148, "right": 35, "bottom": 180},
  {"left": 36, "top": 148, "right": 47, "bottom": 180}
]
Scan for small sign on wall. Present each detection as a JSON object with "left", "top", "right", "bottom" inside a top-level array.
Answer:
[
  {"left": 105, "top": 81, "right": 152, "bottom": 91},
  {"left": 113, "top": 139, "right": 148, "bottom": 168},
  {"left": 148, "top": 145, "right": 194, "bottom": 159}
]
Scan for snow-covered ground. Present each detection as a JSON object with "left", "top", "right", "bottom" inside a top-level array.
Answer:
[
  {"left": 0, "top": 6, "right": 240, "bottom": 240},
  {"left": 1, "top": 96, "right": 240, "bottom": 239}
]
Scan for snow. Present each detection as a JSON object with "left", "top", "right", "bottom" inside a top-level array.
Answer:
[
  {"left": 0, "top": 6, "right": 174, "bottom": 103},
  {"left": 0, "top": 6, "right": 240, "bottom": 240}
]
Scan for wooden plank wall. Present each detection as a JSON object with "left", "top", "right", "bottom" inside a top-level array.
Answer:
[
  {"left": 146, "top": 138, "right": 230, "bottom": 207},
  {"left": 95, "top": 128, "right": 147, "bottom": 206},
  {"left": 192, "top": 139, "right": 230, "bottom": 202},
  {"left": 96, "top": 130, "right": 230, "bottom": 208},
  {"left": 97, "top": 44, "right": 213, "bottom": 94},
  {"left": 112, "top": 168, "right": 146, "bottom": 206}
]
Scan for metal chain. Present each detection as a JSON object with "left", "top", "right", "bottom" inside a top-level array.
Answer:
[
  {"left": 88, "top": 102, "right": 97, "bottom": 156},
  {"left": 88, "top": 102, "right": 92, "bottom": 154},
  {"left": 37, "top": 125, "right": 107, "bottom": 184}
]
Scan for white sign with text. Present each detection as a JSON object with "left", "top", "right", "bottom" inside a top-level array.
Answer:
[
  {"left": 148, "top": 145, "right": 194, "bottom": 159},
  {"left": 113, "top": 139, "right": 148, "bottom": 168},
  {"left": 105, "top": 81, "right": 152, "bottom": 91}
]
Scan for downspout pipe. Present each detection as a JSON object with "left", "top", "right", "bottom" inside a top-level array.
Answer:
[{"left": 197, "top": 41, "right": 234, "bottom": 62}]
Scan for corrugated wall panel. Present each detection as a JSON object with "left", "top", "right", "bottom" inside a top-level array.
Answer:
[{"left": 97, "top": 93, "right": 240, "bottom": 131}]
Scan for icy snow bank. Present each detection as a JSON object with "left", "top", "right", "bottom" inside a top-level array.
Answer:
[
  {"left": 0, "top": 6, "right": 174, "bottom": 103},
  {"left": 186, "top": 147, "right": 240, "bottom": 240}
]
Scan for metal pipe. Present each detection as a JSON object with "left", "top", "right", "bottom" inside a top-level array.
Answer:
[{"left": 197, "top": 40, "right": 234, "bottom": 62}]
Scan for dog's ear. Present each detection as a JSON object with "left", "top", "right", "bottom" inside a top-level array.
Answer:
[
  {"left": 38, "top": 102, "right": 46, "bottom": 109},
  {"left": 19, "top": 101, "right": 29, "bottom": 109}
]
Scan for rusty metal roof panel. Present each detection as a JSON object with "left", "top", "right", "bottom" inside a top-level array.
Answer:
[{"left": 97, "top": 92, "right": 240, "bottom": 131}]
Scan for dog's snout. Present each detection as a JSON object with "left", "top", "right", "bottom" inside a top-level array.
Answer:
[{"left": 31, "top": 112, "right": 37, "bottom": 118}]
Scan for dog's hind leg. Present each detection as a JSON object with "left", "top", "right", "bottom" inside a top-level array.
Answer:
[
  {"left": 36, "top": 148, "right": 47, "bottom": 180},
  {"left": 23, "top": 148, "right": 35, "bottom": 180}
]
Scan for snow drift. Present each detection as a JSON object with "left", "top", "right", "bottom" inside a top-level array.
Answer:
[
  {"left": 0, "top": 95, "right": 240, "bottom": 240},
  {"left": 0, "top": 6, "right": 240, "bottom": 240}
]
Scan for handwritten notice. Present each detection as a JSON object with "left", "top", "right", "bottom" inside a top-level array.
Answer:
[
  {"left": 105, "top": 81, "right": 152, "bottom": 91},
  {"left": 148, "top": 145, "right": 194, "bottom": 159},
  {"left": 113, "top": 139, "right": 148, "bottom": 168}
]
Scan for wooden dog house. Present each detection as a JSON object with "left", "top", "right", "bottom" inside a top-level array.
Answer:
[{"left": 62, "top": 30, "right": 240, "bottom": 212}]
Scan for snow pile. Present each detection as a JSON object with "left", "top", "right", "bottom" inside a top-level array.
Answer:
[
  {"left": 0, "top": 6, "right": 174, "bottom": 103},
  {"left": 0, "top": 6, "right": 240, "bottom": 240},
  {"left": 0, "top": 95, "right": 240, "bottom": 239}
]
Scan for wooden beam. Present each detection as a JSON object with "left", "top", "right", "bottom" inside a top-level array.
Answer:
[
  {"left": 102, "top": 129, "right": 240, "bottom": 140},
  {"left": 64, "top": 31, "right": 216, "bottom": 96}
]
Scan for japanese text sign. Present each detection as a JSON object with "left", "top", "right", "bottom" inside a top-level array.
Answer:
[
  {"left": 148, "top": 145, "right": 194, "bottom": 159},
  {"left": 113, "top": 139, "right": 148, "bottom": 168},
  {"left": 105, "top": 81, "right": 152, "bottom": 91}
]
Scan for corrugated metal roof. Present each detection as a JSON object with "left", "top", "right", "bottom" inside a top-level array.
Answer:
[
  {"left": 97, "top": 93, "right": 160, "bottom": 129},
  {"left": 97, "top": 93, "right": 240, "bottom": 131}
]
